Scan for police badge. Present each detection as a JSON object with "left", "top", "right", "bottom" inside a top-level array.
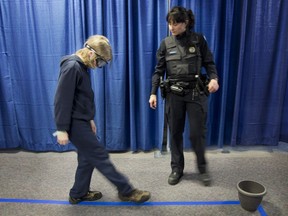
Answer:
[{"left": 189, "top": 46, "right": 196, "bottom": 53}]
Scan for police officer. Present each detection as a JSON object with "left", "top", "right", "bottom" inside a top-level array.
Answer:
[{"left": 149, "top": 6, "right": 219, "bottom": 186}]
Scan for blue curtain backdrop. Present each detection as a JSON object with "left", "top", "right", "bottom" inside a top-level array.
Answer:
[{"left": 0, "top": 0, "right": 287, "bottom": 152}]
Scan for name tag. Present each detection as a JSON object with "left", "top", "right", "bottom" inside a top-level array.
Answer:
[{"left": 169, "top": 51, "right": 177, "bottom": 55}]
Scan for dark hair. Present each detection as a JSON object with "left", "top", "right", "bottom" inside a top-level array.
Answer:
[{"left": 166, "top": 6, "right": 195, "bottom": 30}]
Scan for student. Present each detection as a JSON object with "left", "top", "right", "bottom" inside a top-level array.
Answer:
[{"left": 54, "top": 35, "right": 151, "bottom": 204}]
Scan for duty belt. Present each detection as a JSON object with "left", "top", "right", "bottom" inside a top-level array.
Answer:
[{"left": 169, "top": 81, "right": 197, "bottom": 89}]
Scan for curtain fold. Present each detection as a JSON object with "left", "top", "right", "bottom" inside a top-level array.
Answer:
[
  {"left": 231, "top": 0, "right": 288, "bottom": 145},
  {"left": 0, "top": 0, "right": 287, "bottom": 151},
  {"left": 0, "top": 0, "right": 86, "bottom": 151}
]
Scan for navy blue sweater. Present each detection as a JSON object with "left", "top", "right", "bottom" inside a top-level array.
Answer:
[{"left": 54, "top": 55, "right": 95, "bottom": 131}]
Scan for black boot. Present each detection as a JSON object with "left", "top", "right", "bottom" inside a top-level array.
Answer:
[
  {"left": 199, "top": 172, "right": 212, "bottom": 186},
  {"left": 168, "top": 171, "right": 183, "bottom": 185}
]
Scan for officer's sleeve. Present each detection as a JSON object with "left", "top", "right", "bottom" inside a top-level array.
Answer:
[
  {"left": 199, "top": 35, "right": 219, "bottom": 80},
  {"left": 151, "top": 40, "right": 166, "bottom": 95}
]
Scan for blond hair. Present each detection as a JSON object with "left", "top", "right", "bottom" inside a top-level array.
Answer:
[{"left": 76, "top": 35, "right": 112, "bottom": 67}]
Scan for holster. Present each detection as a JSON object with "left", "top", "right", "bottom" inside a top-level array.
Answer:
[
  {"left": 197, "top": 75, "right": 209, "bottom": 96},
  {"left": 160, "top": 79, "right": 170, "bottom": 98}
]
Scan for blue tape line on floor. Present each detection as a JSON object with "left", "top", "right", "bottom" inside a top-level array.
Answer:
[
  {"left": 258, "top": 205, "right": 268, "bottom": 216},
  {"left": 80, "top": 200, "right": 241, "bottom": 206},
  {"left": 0, "top": 198, "right": 267, "bottom": 215},
  {"left": 0, "top": 198, "right": 239, "bottom": 206}
]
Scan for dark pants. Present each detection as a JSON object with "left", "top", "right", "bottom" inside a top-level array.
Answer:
[
  {"left": 68, "top": 119, "right": 133, "bottom": 199},
  {"left": 166, "top": 90, "right": 208, "bottom": 174}
]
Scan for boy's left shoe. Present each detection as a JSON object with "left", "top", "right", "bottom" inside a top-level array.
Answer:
[{"left": 69, "top": 191, "right": 102, "bottom": 204}]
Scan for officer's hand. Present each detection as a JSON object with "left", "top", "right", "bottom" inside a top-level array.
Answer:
[
  {"left": 208, "top": 79, "right": 219, "bottom": 93},
  {"left": 90, "top": 120, "right": 97, "bottom": 134},
  {"left": 56, "top": 131, "right": 69, "bottom": 145},
  {"left": 149, "top": 94, "right": 157, "bottom": 109}
]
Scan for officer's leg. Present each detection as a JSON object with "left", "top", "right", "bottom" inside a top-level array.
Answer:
[
  {"left": 186, "top": 101, "right": 207, "bottom": 173},
  {"left": 187, "top": 98, "right": 211, "bottom": 186},
  {"left": 166, "top": 94, "right": 186, "bottom": 173},
  {"left": 69, "top": 119, "right": 133, "bottom": 197}
]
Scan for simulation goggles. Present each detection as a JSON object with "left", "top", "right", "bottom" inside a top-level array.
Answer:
[{"left": 85, "top": 44, "right": 108, "bottom": 68}]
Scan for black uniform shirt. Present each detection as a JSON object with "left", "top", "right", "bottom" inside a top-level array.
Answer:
[
  {"left": 151, "top": 31, "right": 218, "bottom": 95},
  {"left": 54, "top": 55, "right": 95, "bottom": 131}
]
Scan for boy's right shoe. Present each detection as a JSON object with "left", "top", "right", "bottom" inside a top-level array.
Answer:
[{"left": 118, "top": 189, "right": 151, "bottom": 203}]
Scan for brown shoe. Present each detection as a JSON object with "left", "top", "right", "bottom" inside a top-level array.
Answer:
[
  {"left": 69, "top": 191, "right": 102, "bottom": 204},
  {"left": 118, "top": 189, "right": 151, "bottom": 203}
]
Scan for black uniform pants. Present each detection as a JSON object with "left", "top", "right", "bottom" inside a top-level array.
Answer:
[
  {"left": 165, "top": 90, "right": 208, "bottom": 174},
  {"left": 68, "top": 119, "right": 133, "bottom": 199}
]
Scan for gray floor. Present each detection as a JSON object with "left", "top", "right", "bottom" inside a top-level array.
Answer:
[{"left": 0, "top": 144, "right": 288, "bottom": 216}]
